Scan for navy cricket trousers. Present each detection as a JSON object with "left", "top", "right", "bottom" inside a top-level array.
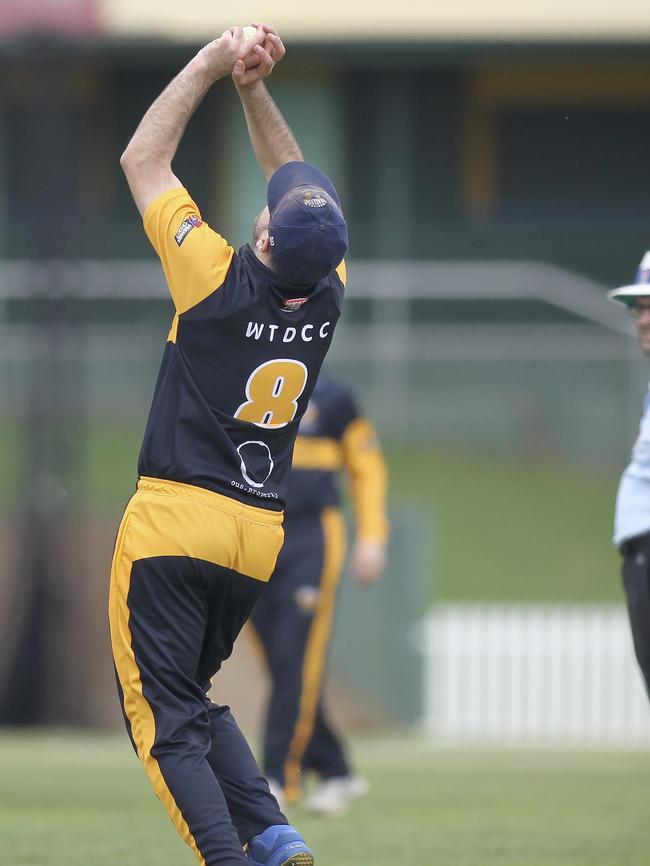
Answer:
[
  {"left": 250, "top": 507, "right": 350, "bottom": 801},
  {"left": 621, "top": 532, "right": 650, "bottom": 698},
  {"left": 109, "top": 477, "right": 287, "bottom": 866}
]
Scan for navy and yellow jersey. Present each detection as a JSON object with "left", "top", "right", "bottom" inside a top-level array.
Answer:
[
  {"left": 137, "top": 187, "right": 346, "bottom": 511},
  {"left": 287, "top": 374, "right": 389, "bottom": 543}
]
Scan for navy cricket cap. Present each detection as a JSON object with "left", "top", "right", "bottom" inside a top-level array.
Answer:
[{"left": 267, "top": 161, "right": 348, "bottom": 285}]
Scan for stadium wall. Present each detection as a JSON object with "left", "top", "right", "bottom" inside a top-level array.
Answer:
[{"left": 100, "top": 1, "right": 650, "bottom": 42}]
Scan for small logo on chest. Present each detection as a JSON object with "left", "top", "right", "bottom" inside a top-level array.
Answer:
[{"left": 281, "top": 297, "right": 309, "bottom": 313}]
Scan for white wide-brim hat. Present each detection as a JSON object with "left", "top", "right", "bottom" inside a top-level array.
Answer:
[{"left": 608, "top": 251, "right": 650, "bottom": 305}]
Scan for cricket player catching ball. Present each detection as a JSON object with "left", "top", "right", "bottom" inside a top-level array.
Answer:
[{"left": 109, "top": 24, "right": 348, "bottom": 866}]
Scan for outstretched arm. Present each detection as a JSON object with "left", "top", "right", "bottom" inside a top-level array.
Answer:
[
  {"left": 233, "top": 29, "right": 303, "bottom": 180},
  {"left": 121, "top": 27, "right": 265, "bottom": 215}
]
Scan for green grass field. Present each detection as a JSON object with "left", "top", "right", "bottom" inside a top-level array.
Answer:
[
  {"left": 387, "top": 445, "right": 620, "bottom": 603},
  {"left": 2, "top": 731, "right": 649, "bottom": 866}
]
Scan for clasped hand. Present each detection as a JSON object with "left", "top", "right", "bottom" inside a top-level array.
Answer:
[{"left": 200, "top": 24, "right": 286, "bottom": 87}]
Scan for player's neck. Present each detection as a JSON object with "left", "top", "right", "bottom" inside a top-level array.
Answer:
[{"left": 252, "top": 246, "right": 275, "bottom": 272}]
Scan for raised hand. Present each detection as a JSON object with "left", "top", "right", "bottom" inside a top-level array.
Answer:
[
  {"left": 232, "top": 25, "right": 286, "bottom": 89},
  {"left": 198, "top": 26, "right": 265, "bottom": 83}
]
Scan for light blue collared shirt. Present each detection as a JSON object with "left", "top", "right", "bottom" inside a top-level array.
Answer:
[{"left": 614, "top": 384, "right": 650, "bottom": 546}]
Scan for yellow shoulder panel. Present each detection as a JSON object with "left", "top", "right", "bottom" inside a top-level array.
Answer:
[
  {"left": 143, "top": 187, "right": 235, "bottom": 314},
  {"left": 335, "top": 259, "right": 347, "bottom": 286}
]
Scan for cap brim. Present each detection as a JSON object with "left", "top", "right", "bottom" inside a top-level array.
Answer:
[
  {"left": 268, "top": 161, "right": 341, "bottom": 214},
  {"left": 608, "top": 285, "right": 650, "bottom": 304}
]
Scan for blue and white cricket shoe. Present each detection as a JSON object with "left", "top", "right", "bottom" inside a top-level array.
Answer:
[{"left": 247, "top": 824, "right": 314, "bottom": 866}]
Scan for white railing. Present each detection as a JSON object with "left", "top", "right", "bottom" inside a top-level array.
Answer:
[
  {"left": 0, "top": 258, "right": 644, "bottom": 455},
  {"left": 0, "top": 258, "right": 636, "bottom": 357},
  {"left": 423, "top": 604, "right": 650, "bottom": 743}
]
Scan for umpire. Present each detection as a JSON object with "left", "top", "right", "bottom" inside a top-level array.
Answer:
[
  {"left": 609, "top": 251, "right": 650, "bottom": 698},
  {"left": 250, "top": 372, "right": 389, "bottom": 815}
]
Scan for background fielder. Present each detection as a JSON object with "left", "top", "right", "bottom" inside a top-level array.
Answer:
[
  {"left": 609, "top": 251, "right": 650, "bottom": 699},
  {"left": 109, "top": 25, "right": 348, "bottom": 866},
  {"left": 251, "top": 372, "right": 389, "bottom": 814}
]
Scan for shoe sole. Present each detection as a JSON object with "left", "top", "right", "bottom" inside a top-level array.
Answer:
[{"left": 279, "top": 854, "right": 314, "bottom": 866}]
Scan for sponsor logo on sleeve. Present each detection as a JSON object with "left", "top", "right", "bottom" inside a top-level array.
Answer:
[{"left": 174, "top": 214, "right": 203, "bottom": 246}]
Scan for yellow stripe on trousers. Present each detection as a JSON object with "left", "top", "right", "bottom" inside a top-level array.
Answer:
[
  {"left": 284, "top": 507, "right": 346, "bottom": 801},
  {"left": 108, "top": 480, "right": 284, "bottom": 865},
  {"left": 108, "top": 506, "right": 208, "bottom": 866}
]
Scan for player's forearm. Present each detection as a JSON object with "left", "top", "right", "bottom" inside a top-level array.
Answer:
[
  {"left": 121, "top": 54, "right": 216, "bottom": 178},
  {"left": 236, "top": 81, "right": 303, "bottom": 180},
  {"left": 343, "top": 421, "right": 389, "bottom": 543},
  {"left": 351, "top": 475, "right": 390, "bottom": 544}
]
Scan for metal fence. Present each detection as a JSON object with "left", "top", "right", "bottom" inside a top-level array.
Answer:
[{"left": 1, "top": 257, "right": 645, "bottom": 463}]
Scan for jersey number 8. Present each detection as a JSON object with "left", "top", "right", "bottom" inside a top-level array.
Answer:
[{"left": 235, "top": 359, "right": 308, "bottom": 429}]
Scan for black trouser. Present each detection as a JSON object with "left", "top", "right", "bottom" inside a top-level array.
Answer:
[
  {"left": 620, "top": 531, "right": 650, "bottom": 699},
  {"left": 250, "top": 507, "right": 350, "bottom": 801},
  {"left": 109, "top": 478, "right": 287, "bottom": 866}
]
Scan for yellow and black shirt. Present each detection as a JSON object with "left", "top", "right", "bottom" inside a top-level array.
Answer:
[
  {"left": 138, "top": 187, "right": 346, "bottom": 511},
  {"left": 288, "top": 374, "right": 389, "bottom": 543}
]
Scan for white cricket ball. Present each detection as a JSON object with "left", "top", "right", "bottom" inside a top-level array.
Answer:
[{"left": 240, "top": 25, "right": 262, "bottom": 69}]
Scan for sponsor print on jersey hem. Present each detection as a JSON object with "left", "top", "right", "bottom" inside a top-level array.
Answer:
[
  {"left": 230, "top": 480, "right": 279, "bottom": 499},
  {"left": 281, "top": 297, "right": 309, "bottom": 313},
  {"left": 175, "top": 214, "right": 203, "bottom": 246}
]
